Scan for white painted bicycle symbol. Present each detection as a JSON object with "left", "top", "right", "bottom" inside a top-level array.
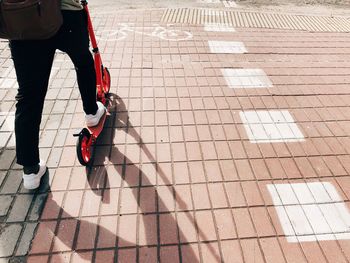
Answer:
[{"left": 97, "top": 23, "right": 193, "bottom": 42}]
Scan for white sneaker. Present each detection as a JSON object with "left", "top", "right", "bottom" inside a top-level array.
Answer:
[
  {"left": 85, "top": 101, "right": 106, "bottom": 127},
  {"left": 22, "top": 161, "right": 47, "bottom": 190}
]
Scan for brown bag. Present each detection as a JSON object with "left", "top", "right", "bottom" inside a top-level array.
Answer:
[{"left": 0, "top": 0, "right": 63, "bottom": 40}]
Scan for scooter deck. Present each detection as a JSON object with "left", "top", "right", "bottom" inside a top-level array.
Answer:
[{"left": 87, "top": 111, "right": 107, "bottom": 138}]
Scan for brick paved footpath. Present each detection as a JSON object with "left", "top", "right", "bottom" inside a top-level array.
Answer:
[{"left": 1, "top": 7, "right": 350, "bottom": 263}]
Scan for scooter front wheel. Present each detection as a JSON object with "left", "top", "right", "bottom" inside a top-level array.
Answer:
[
  {"left": 102, "top": 67, "right": 111, "bottom": 95},
  {"left": 76, "top": 128, "right": 94, "bottom": 166}
]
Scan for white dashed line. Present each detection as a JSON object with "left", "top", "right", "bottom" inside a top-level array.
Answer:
[
  {"left": 204, "top": 23, "right": 236, "bottom": 32},
  {"left": 208, "top": 41, "right": 247, "bottom": 53},
  {"left": 268, "top": 182, "right": 350, "bottom": 242},
  {"left": 221, "top": 68, "right": 273, "bottom": 89},
  {"left": 240, "top": 110, "right": 304, "bottom": 143}
]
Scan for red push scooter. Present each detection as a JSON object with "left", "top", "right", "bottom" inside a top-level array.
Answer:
[{"left": 74, "top": 0, "right": 111, "bottom": 166}]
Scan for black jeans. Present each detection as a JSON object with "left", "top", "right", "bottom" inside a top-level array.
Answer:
[{"left": 10, "top": 10, "right": 98, "bottom": 166}]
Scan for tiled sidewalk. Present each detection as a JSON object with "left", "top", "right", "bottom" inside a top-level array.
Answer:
[{"left": 1, "top": 8, "right": 350, "bottom": 263}]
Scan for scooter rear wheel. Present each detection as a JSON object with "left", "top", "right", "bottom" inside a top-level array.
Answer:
[
  {"left": 102, "top": 67, "right": 111, "bottom": 95},
  {"left": 76, "top": 128, "right": 94, "bottom": 166}
]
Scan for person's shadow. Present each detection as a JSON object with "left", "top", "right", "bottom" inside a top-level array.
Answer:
[{"left": 32, "top": 93, "right": 222, "bottom": 262}]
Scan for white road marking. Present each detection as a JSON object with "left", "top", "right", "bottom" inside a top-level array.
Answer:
[
  {"left": 222, "top": 0, "right": 237, "bottom": 7},
  {"left": 240, "top": 110, "right": 304, "bottom": 143},
  {"left": 208, "top": 41, "right": 247, "bottom": 54},
  {"left": 221, "top": 68, "right": 273, "bottom": 89},
  {"left": 268, "top": 182, "right": 350, "bottom": 242}
]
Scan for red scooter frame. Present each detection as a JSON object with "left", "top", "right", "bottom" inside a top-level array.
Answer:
[{"left": 74, "top": 0, "right": 111, "bottom": 166}]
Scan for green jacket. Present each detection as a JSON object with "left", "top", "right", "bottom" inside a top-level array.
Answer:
[{"left": 61, "top": 0, "right": 83, "bottom": 10}]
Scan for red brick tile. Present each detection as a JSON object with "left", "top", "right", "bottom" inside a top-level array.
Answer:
[
  {"left": 220, "top": 160, "right": 239, "bottom": 181},
  {"left": 76, "top": 217, "right": 98, "bottom": 250},
  {"left": 186, "top": 142, "right": 202, "bottom": 161},
  {"left": 258, "top": 143, "right": 277, "bottom": 158},
  {"left": 177, "top": 212, "right": 198, "bottom": 243},
  {"left": 139, "top": 187, "right": 156, "bottom": 213},
  {"left": 119, "top": 187, "right": 138, "bottom": 214},
  {"left": 61, "top": 190, "right": 83, "bottom": 218},
  {"left": 157, "top": 162, "right": 173, "bottom": 186},
  {"left": 141, "top": 163, "right": 157, "bottom": 186},
  {"left": 250, "top": 207, "right": 275, "bottom": 237},
  {"left": 278, "top": 237, "right": 307, "bottom": 263},
  {"left": 118, "top": 214, "right": 137, "bottom": 247},
  {"left": 69, "top": 167, "right": 88, "bottom": 189},
  {"left": 243, "top": 141, "right": 262, "bottom": 159},
  {"left": 200, "top": 141, "right": 217, "bottom": 160},
  {"left": 51, "top": 253, "right": 71, "bottom": 263},
  {"left": 223, "top": 124, "right": 240, "bottom": 140},
  {"left": 241, "top": 181, "right": 264, "bottom": 206},
  {"left": 52, "top": 219, "right": 77, "bottom": 252},
  {"left": 27, "top": 256, "right": 49, "bottom": 263},
  {"left": 30, "top": 221, "right": 57, "bottom": 254},
  {"left": 41, "top": 192, "right": 64, "bottom": 220},
  {"left": 183, "top": 126, "right": 198, "bottom": 142},
  {"left": 100, "top": 188, "right": 120, "bottom": 215},
  {"left": 225, "top": 182, "right": 246, "bottom": 208},
  {"left": 286, "top": 142, "right": 306, "bottom": 157},
  {"left": 323, "top": 156, "right": 347, "bottom": 176},
  {"left": 81, "top": 190, "right": 101, "bottom": 217},
  {"left": 172, "top": 142, "right": 187, "bottom": 162},
  {"left": 200, "top": 242, "right": 221, "bottom": 263},
  {"left": 97, "top": 215, "right": 118, "bottom": 248},
  {"left": 280, "top": 158, "right": 302, "bottom": 179},
  {"left": 308, "top": 156, "right": 332, "bottom": 177},
  {"left": 208, "top": 183, "right": 229, "bottom": 208},
  {"left": 181, "top": 244, "right": 200, "bottom": 263},
  {"left": 197, "top": 125, "right": 212, "bottom": 141},
  {"left": 232, "top": 208, "right": 256, "bottom": 238},
  {"left": 160, "top": 246, "right": 180, "bottom": 263},
  {"left": 51, "top": 167, "right": 72, "bottom": 191},
  {"left": 139, "top": 214, "right": 157, "bottom": 246},
  {"left": 240, "top": 239, "right": 265, "bottom": 263},
  {"left": 158, "top": 185, "right": 175, "bottom": 212},
  {"left": 215, "top": 141, "right": 233, "bottom": 160},
  {"left": 192, "top": 184, "right": 211, "bottom": 210},
  {"left": 311, "top": 138, "right": 333, "bottom": 155},
  {"left": 210, "top": 125, "right": 226, "bottom": 140},
  {"left": 235, "top": 160, "right": 255, "bottom": 180},
  {"left": 273, "top": 143, "right": 291, "bottom": 158},
  {"left": 299, "top": 242, "right": 327, "bottom": 263},
  {"left": 337, "top": 240, "right": 350, "bottom": 262},
  {"left": 59, "top": 147, "right": 76, "bottom": 167},
  {"left": 173, "top": 162, "right": 190, "bottom": 184},
  {"left": 175, "top": 184, "right": 193, "bottom": 211},
  {"left": 118, "top": 248, "right": 137, "bottom": 263},
  {"left": 160, "top": 213, "right": 178, "bottom": 244},
  {"left": 204, "top": 160, "right": 223, "bottom": 182},
  {"left": 295, "top": 157, "right": 318, "bottom": 178},
  {"left": 188, "top": 161, "right": 206, "bottom": 183},
  {"left": 259, "top": 237, "right": 286, "bottom": 263},
  {"left": 229, "top": 141, "right": 247, "bottom": 159},
  {"left": 157, "top": 143, "right": 171, "bottom": 162},
  {"left": 196, "top": 210, "right": 217, "bottom": 241},
  {"left": 319, "top": 240, "right": 347, "bottom": 263},
  {"left": 182, "top": 111, "right": 196, "bottom": 125},
  {"left": 265, "top": 159, "right": 286, "bottom": 179},
  {"left": 300, "top": 139, "right": 320, "bottom": 156},
  {"left": 250, "top": 159, "right": 271, "bottom": 180},
  {"left": 95, "top": 250, "right": 115, "bottom": 263},
  {"left": 221, "top": 240, "right": 244, "bottom": 263},
  {"left": 214, "top": 209, "right": 237, "bottom": 240},
  {"left": 139, "top": 247, "right": 157, "bottom": 263},
  {"left": 70, "top": 251, "right": 93, "bottom": 262}
]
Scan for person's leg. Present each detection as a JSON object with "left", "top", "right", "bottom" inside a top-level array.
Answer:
[
  {"left": 10, "top": 39, "right": 55, "bottom": 169},
  {"left": 57, "top": 10, "right": 98, "bottom": 115}
]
